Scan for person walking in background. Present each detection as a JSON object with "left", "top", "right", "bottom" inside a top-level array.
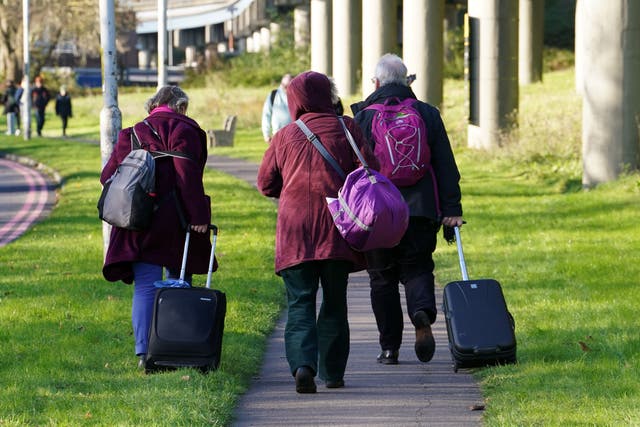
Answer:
[
  {"left": 257, "top": 71, "right": 378, "bottom": 393},
  {"left": 14, "top": 79, "right": 24, "bottom": 135},
  {"left": 261, "top": 73, "right": 292, "bottom": 143},
  {"left": 55, "top": 86, "right": 72, "bottom": 137},
  {"left": 2, "top": 80, "right": 19, "bottom": 135},
  {"left": 31, "top": 76, "right": 50, "bottom": 137},
  {"left": 100, "top": 85, "right": 213, "bottom": 368},
  {"left": 351, "top": 53, "right": 464, "bottom": 365}
]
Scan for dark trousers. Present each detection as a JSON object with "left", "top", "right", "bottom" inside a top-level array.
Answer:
[
  {"left": 60, "top": 115, "right": 69, "bottom": 135},
  {"left": 365, "top": 217, "right": 439, "bottom": 352},
  {"left": 280, "top": 260, "right": 351, "bottom": 382},
  {"left": 35, "top": 108, "right": 46, "bottom": 135}
]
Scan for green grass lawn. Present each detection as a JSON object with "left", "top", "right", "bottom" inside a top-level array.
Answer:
[{"left": 1, "top": 66, "right": 639, "bottom": 425}]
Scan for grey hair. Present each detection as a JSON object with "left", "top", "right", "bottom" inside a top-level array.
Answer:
[
  {"left": 375, "top": 53, "right": 408, "bottom": 87},
  {"left": 144, "top": 85, "right": 189, "bottom": 114},
  {"left": 328, "top": 76, "right": 340, "bottom": 105}
]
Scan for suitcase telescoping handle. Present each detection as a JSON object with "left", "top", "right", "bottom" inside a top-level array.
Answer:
[
  {"left": 178, "top": 224, "right": 218, "bottom": 288},
  {"left": 454, "top": 226, "right": 469, "bottom": 281},
  {"left": 206, "top": 224, "right": 218, "bottom": 289}
]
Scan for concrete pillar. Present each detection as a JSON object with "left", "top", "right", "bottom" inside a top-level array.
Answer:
[
  {"left": 467, "top": 0, "right": 519, "bottom": 149},
  {"left": 260, "top": 27, "right": 270, "bottom": 51},
  {"left": 362, "top": 0, "right": 397, "bottom": 98},
  {"left": 575, "top": 0, "right": 584, "bottom": 96},
  {"left": 270, "top": 22, "right": 281, "bottom": 45},
  {"left": 205, "top": 24, "right": 216, "bottom": 44},
  {"left": 518, "top": 0, "right": 544, "bottom": 84},
  {"left": 581, "top": 0, "right": 640, "bottom": 187},
  {"left": 253, "top": 31, "right": 262, "bottom": 52},
  {"left": 185, "top": 45, "right": 197, "bottom": 66},
  {"left": 138, "top": 49, "right": 151, "bottom": 69},
  {"left": 403, "top": 0, "right": 444, "bottom": 107},
  {"left": 332, "top": 0, "right": 361, "bottom": 97},
  {"left": 310, "top": 0, "right": 332, "bottom": 75},
  {"left": 294, "top": 3, "right": 310, "bottom": 49},
  {"left": 157, "top": 0, "right": 168, "bottom": 88}
]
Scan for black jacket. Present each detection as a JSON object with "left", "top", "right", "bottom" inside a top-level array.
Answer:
[
  {"left": 55, "top": 94, "right": 72, "bottom": 118},
  {"left": 351, "top": 83, "right": 462, "bottom": 221}
]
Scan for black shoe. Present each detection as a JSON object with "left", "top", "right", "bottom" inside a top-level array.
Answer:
[
  {"left": 376, "top": 349, "right": 399, "bottom": 365},
  {"left": 325, "top": 379, "right": 345, "bottom": 389},
  {"left": 295, "top": 366, "right": 317, "bottom": 393},
  {"left": 414, "top": 311, "right": 436, "bottom": 363}
]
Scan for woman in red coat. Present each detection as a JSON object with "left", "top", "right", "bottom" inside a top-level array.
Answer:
[
  {"left": 257, "top": 71, "right": 378, "bottom": 393},
  {"left": 100, "top": 85, "right": 212, "bottom": 366}
]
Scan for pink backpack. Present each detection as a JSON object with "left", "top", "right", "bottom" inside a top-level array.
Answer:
[{"left": 365, "top": 97, "right": 430, "bottom": 187}]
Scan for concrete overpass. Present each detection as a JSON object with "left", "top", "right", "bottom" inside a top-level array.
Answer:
[{"left": 119, "top": 0, "right": 639, "bottom": 185}]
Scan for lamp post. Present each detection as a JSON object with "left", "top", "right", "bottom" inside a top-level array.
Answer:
[
  {"left": 99, "top": 0, "right": 122, "bottom": 257},
  {"left": 22, "top": 0, "right": 31, "bottom": 140}
]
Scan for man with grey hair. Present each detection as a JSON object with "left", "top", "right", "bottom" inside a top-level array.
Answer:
[{"left": 351, "top": 53, "right": 464, "bottom": 365}]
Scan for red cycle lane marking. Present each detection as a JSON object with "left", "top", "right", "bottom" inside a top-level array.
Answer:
[{"left": 0, "top": 159, "right": 50, "bottom": 247}]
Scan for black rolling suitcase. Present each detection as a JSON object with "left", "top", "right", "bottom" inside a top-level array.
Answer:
[
  {"left": 442, "top": 226, "right": 516, "bottom": 372},
  {"left": 145, "top": 225, "right": 226, "bottom": 374}
]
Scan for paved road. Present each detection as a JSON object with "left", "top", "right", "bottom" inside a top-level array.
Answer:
[
  {"left": 0, "top": 156, "right": 58, "bottom": 247},
  {"left": 207, "top": 154, "right": 484, "bottom": 426}
]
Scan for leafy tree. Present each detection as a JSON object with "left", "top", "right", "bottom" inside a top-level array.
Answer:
[{"left": 0, "top": 0, "right": 135, "bottom": 81}]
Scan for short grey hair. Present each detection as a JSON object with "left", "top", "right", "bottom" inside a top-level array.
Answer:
[
  {"left": 328, "top": 76, "right": 340, "bottom": 105},
  {"left": 375, "top": 53, "right": 408, "bottom": 86},
  {"left": 145, "top": 85, "right": 189, "bottom": 114}
]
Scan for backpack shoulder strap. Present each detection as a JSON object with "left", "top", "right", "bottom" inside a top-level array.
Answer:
[
  {"left": 133, "top": 120, "right": 195, "bottom": 161},
  {"left": 269, "top": 89, "right": 277, "bottom": 106}
]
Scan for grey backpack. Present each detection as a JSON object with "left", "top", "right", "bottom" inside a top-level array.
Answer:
[{"left": 97, "top": 121, "right": 192, "bottom": 231}]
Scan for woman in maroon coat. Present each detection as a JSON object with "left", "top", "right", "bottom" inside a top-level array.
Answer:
[
  {"left": 100, "top": 86, "right": 212, "bottom": 366},
  {"left": 257, "top": 71, "right": 378, "bottom": 393}
]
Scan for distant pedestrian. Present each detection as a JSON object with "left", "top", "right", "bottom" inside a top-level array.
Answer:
[
  {"left": 55, "top": 86, "right": 72, "bottom": 137},
  {"left": 31, "top": 76, "right": 50, "bottom": 137},
  {"left": 2, "top": 80, "right": 19, "bottom": 135},
  {"left": 261, "top": 73, "right": 292, "bottom": 143}
]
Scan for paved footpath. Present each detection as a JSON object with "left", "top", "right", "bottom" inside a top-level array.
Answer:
[
  {"left": 206, "top": 154, "right": 484, "bottom": 427},
  {"left": 0, "top": 155, "right": 59, "bottom": 247}
]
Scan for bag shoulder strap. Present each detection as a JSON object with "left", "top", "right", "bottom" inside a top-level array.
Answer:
[
  {"left": 337, "top": 117, "right": 368, "bottom": 169},
  {"left": 295, "top": 119, "right": 346, "bottom": 180},
  {"left": 130, "top": 121, "right": 194, "bottom": 161}
]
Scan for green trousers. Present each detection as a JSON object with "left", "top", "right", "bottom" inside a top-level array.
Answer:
[{"left": 280, "top": 260, "right": 351, "bottom": 382}]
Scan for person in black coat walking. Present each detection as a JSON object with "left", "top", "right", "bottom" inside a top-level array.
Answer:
[
  {"left": 55, "top": 86, "right": 72, "bottom": 137},
  {"left": 31, "top": 75, "right": 50, "bottom": 137},
  {"left": 351, "top": 53, "right": 464, "bottom": 366}
]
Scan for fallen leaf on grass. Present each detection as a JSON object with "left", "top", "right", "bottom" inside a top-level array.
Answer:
[
  {"left": 578, "top": 341, "right": 591, "bottom": 352},
  {"left": 469, "top": 404, "right": 485, "bottom": 411}
]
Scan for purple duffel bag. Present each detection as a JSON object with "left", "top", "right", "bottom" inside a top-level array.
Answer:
[{"left": 326, "top": 166, "right": 409, "bottom": 251}]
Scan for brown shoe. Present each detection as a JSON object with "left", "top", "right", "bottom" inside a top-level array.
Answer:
[
  {"left": 295, "top": 366, "right": 317, "bottom": 393},
  {"left": 414, "top": 311, "right": 435, "bottom": 362}
]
